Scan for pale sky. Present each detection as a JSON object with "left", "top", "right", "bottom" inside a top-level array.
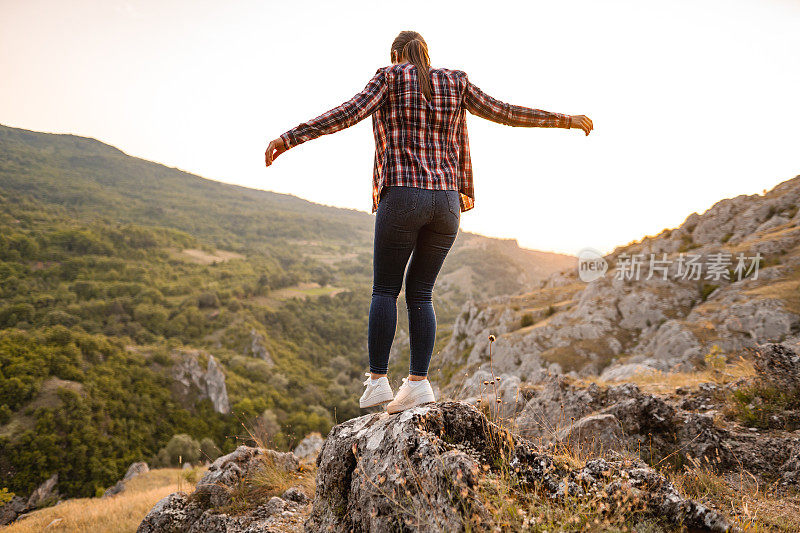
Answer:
[{"left": 2, "top": 0, "right": 799, "bottom": 255}]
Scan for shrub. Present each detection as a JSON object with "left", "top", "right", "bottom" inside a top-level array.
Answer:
[
  {"left": 200, "top": 437, "right": 221, "bottom": 463},
  {"left": 519, "top": 313, "right": 534, "bottom": 328},
  {"left": 157, "top": 434, "right": 201, "bottom": 466}
]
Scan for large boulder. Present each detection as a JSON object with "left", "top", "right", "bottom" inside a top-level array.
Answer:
[
  {"left": 103, "top": 462, "right": 151, "bottom": 498},
  {"left": 26, "top": 473, "right": 58, "bottom": 509},
  {"left": 554, "top": 413, "right": 623, "bottom": 454},
  {"left": 138, "top": 446, "right": 305, "bottom": 533},
  {"left": 124, "top": 462, "right": 150, "bottom": 481},
  {"left": 307, "top": 401, "right": 735, "bottom": 532},
  {"left": 0, "top": 496, "right": 28, "bottom": 526}
]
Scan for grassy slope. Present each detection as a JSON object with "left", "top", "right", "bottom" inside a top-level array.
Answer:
[
  {"left": 2, "top": 468, "right": 201, "bottom": 533},
  {"left": 0, "top": 123, "right": 572, "bottom": 500}
]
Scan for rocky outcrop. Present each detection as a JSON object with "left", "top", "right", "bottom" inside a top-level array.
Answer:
[
  {"left": 0, "top": 496, "right": 28, "bottom": 527},
  {"left": 248, "top": 328, "right": 274, "bottom": 366},
  {"left": 103, "top": 462, "right": 149, "bottom": 498},
  {"left": 0, "top": 474, "right": 59, "bottom": 526},
  {"left": 514, "top": 342, "right": 800, "bottom": 484},
  {"left": 438, "top": 176, "right": 800, "bottom": 389},
  {"left": 307, "top": 401, "right": 735, "bottom": 532},
  {"left": 124, "top": 461, "right": 150, "bottom": 480},
  {"left": 173, "top": 349, "right": 230, "bottom": 414},
  {"left": 138, "top": 446, "right": 307, "bottom": 533}
]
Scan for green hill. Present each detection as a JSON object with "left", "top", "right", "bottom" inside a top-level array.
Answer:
[{"left": 0, "top": 124, "right": 572, "bottom": 499}]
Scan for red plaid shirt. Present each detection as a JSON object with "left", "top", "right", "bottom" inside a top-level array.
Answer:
[{"left": 279, "top": 63, "right": 572, "bottom": 214}]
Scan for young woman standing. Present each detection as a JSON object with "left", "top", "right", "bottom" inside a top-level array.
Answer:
[{"left": 265, "top": 31, "right": 592, "bottom": 414}]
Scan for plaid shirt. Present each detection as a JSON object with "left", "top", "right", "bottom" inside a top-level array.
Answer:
[{"left": 280, "top": 63, "right": 571, "bottom": 214}]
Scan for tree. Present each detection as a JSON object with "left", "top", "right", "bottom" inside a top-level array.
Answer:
[{"left": 163, "top": 434, "right": 200, "bottom": 466}]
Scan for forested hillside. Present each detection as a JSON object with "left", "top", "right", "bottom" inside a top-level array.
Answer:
[{"left": 0, "top": 124, "right": 572, "bottom": 500}]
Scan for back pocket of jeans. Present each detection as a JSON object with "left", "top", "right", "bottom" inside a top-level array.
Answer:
[
  {"left": 384, "top": 186, "right": 419, "bottom": 216},
  {"left": 446, "top": 190, "right": 461, "bottom": 217}
]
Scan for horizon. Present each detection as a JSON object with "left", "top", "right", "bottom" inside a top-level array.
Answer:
[
  {"left": 12, "top": 120, "right": 794, "bottom": 261},
  {"left": 2, "top": 0, "right": 799, "bottom": 255},
  {"left": 2, "top": 120, "right": 795, "bottom": 259}
]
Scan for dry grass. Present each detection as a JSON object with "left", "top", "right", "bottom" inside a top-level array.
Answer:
[
  {"left": 221, "top": 454, "right": 316, "bottom": 515},
  {"left": 672, "top": 457, "right": 800, "bottom": 532},
  {"left": 3, "top": 468, "right": 203, "bottom": 533},
  {"left": 582, "top": 356, "right": 756, "bottom": 395}
]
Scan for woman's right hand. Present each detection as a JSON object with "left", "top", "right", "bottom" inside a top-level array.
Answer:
[
  {"left": 265, "top": 137, "right": 288, "bottom": 167},
  {"left": 569, "top": 115, "right": 593, "bottom": 136}
]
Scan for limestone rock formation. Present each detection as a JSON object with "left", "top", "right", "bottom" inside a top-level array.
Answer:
[
  {"left": 437, "top": 176, "right": 800, "bottom": 389},
  {"left": 173, "top": 349, "right": 231, "bottom": 414},
  {"left": 306, "top": 401, "right": 735, "bottom": 532},
  {"left": 124, "top": 462, "right": 150, "bottom": 481},
  {"left": 138, "top": 446, "right": 306, "bottom": 533},
  {"left": 103, "top": 462, "right": 150, "bottom": 498},
  {"left": 514, "top": 344, "right": 800, "bottom": 484},
  {"left": 248, "top": 328, "right": 274, "bottom": 366}
]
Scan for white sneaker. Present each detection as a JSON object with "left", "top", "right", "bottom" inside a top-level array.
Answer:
[
  {"left": 385, "top": 377, "right": 435, "bottom": 414},
  {"left": 359, "top": 373, "right": 394, "bottom": 408}
]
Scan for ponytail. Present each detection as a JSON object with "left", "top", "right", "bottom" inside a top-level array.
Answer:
[{"left": 391, "top": 31, "right": 433, "bottom": 102}]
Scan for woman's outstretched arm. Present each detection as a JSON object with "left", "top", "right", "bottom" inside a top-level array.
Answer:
[
  {"left": 460, "top": 72, "right": 592, "bottom": 135},
  {"left": 265, "top": 68, "right": 388, "bottom": 166}
]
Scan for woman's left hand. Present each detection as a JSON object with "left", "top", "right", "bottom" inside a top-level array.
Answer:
[{"left": 265, "top": 138, "right": 287, "bottom": 167}]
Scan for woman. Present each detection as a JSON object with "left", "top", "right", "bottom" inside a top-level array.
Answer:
[{"left": 265, "top": 31, "right": 592, "bottom": 414}]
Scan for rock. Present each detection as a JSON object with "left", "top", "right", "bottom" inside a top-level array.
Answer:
[
  {"left": 138, "top": 446, "right": 302, "bottom": 532},
  {"left": 194, "top": 446, "right": 298, "bottom": 508},
  {"left": 262, "top": 496, "right": 285, "bottom": 516},
  {"left": 26, "top": 474, "right": 58, "bottom": 509},
  {"left": 103, "top": 462, "right": 149, "bottom": 498},
  {"left": 456, "top": 370, "right": 523, "bottom": 417},
  {"left": 205, "top": 356, "right": 230, "bottom": 414},
  {"left": 173, "top": 350, "right": 231, "bottom": 414},
  {"left": 555, "top": 413, "right": 624, "bottom": 454},
  {"left": 516, "top": 377, "right": 603, "bottom": 437},
  {"left": 516, "top": 378, "right": 790, "bottom": 475},
  {"left": 293, "top": 432, "right": 324, "bottom": 461},
  {"left": 599, "top": 363, "right": 658, "bottom": 382},
  {"left": 307, "top": 401, "right": 735, "bottom": 532},
  {"left": 138, "top": 493, "right": 202, "bottom": 533},
  {"left": 281, "top": 487, "right": 309, "bottom": 504},
  {"left": 102, "top": 480, "right": 126, "bottom": 498},
  {"left": 0, "top": 474, "right": 60, "bottom": 526},
  {"left": 434, "top": 177, "right": 800, "bottom": 389},
  {"left": 0, "top": 496, "right": 28, "bottom": 526},
  {"left": 249, "top": 328, "right": 274, "bottom": 365},
  {"left": 754, "top": 343, "right": 800, "bottom": 392},
  {"left": 124, "top": 461, "right": 149, "bottom": 481}
]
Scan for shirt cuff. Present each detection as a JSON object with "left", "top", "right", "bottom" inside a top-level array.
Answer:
[{"left": 279, "top": 131, "right": 294, "bottom": 150}]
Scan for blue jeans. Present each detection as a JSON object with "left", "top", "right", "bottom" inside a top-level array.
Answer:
[{"left": 369, "top": 185, "right": 461, "bottom": 377}]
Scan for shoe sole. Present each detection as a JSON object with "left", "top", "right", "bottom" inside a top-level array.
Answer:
[
  {"left": 360, "top": 391, "right": 394, "bottom": 409},
  {"left": 386, "top": 394, "right": 436, "bottom": 414}
]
